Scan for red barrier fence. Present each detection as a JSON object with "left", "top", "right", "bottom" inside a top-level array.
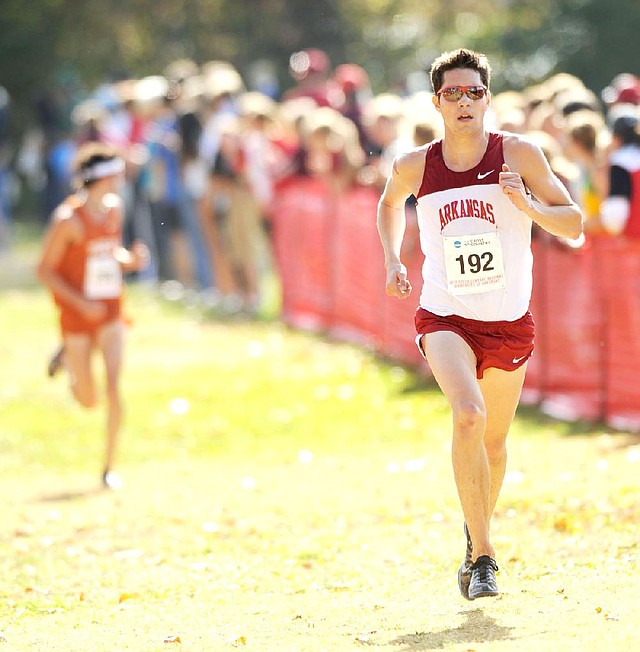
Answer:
[{"left": 272, "top": 178, "right": 640, "bottom": 431}]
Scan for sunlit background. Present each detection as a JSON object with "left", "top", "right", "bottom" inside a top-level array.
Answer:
[{"left": 2, "top": 0, "right": 639, "bottom": 132}]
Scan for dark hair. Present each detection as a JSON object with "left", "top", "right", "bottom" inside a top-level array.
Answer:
[
  {"left": 72, "top": 142, "right": 121, "bottom": 186},
  {"left": 612, "top": 115, "right": 640, "bottom": 146},
  {"left": 429, "top": 48, "right": 491, "bottom": 95},
  {"left": 567, "top": 117, "right": 599, "bottom": 154}
]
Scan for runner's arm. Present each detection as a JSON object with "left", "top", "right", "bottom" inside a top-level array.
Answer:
[
  {"left": 377, "top": 150, "right": 423, "bottom": 298},
  {"left": 36, "top": 210, "right": 89, "bottom": 312},
  {"left": 109, "top": 202, "right": 150, "bottom": 272},
  {"left": 502, "top": 137, "right": 583, "bottom": 239},
  {"left": 114, "top": 240, "right": 150, "bottom": 272}
]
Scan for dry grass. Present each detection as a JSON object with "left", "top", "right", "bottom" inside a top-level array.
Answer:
[{"left": 1, "top": 248, "right": 639, "bottom": 651}]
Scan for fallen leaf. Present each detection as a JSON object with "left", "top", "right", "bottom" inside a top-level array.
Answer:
[
  {"left": 118, "top": 593, "right": 140, "bottom": 603},
  {"left": 553, "top": 515, "right": 577, "bottom": 534},
  {"left": 164, "top": 635, "right": 181, "bottom": 643}
]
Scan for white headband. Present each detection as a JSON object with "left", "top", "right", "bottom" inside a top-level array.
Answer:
[{"left": 79, "top": 157, "right": 125, "bottom": 184}]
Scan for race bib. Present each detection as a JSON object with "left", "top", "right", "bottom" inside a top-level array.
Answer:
[
  {"left": 443, "top": 232, "right": 506, "bottom": 295},
  {"left": 84, "top": 253, "right": 122, "bottom": 299}
]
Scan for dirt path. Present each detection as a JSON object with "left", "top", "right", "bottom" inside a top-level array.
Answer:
[
  {"left": 2, "top": 429, "right": 639, "bottom": 651},
  {"left": 1, "top": 258, "right": 638, "bottom": 650}
]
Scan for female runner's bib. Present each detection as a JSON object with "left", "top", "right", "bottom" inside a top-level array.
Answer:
[
  {"left": 84, "top": 240, "right": 122, "bottom": 299},
  {"left": 53, "top": 200, "right": 123, "bottom": 333}
]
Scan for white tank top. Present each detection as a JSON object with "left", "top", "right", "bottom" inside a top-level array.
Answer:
[{"left": 415, "top": 133, "right": 533, "bottom": 321}]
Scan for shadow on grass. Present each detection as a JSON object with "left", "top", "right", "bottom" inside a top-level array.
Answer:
[
  {"left": 515, "top": 403, "right": 640, "bottom": 445},
  {"left": 36, "top": 487, "right": 105, "bottom": 503},
  {"left": 514, "top": 403, "right": 606, "bottom": 436},
  {"left": 396, "top": 372, "right": 640, "bottom": 445},
  {"left": 388, "top": 608, "right": 514, "bottom": 650}
]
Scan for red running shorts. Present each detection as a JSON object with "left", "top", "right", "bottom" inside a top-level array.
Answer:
[{"left": 414, "top": 307, "right": 535, "bottom": 379}]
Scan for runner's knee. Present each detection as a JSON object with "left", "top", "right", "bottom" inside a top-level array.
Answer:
[
  {"left": 484, "top": 438, "right": 507, "bottom": 465},
  {"left": 452, "top": 401, "right": 486, "bottom": 439},
  {"left": 71, "top": 385, "right": 98, "bottom": 408},
  {"left": 105, "top": 383, "right": 121, "bottom": 405}
]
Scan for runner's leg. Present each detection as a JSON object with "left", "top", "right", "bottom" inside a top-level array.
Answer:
[
  {"left": 478, "top": 363, "right": 528, "bottom": 517},
  {"left": 420, "top": 330, "right": 494, "bottom": 561},
  {"left": 63, "top": 333, "right": 98, "bottom": 408},
  {"left": 96, "top": 320, "right": 125, "bottom": 474}
]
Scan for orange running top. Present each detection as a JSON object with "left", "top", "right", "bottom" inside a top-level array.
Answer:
[{"left": 54, "top": 200, "right": 123, "bottom": 335}]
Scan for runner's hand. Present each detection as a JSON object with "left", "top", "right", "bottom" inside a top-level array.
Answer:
[
  {"left": 131, "top": 240, "right": 150, "bottom": 271},
  {"left": 499, "top": 163, "right": 532, "bottom": 212},
  {"left": 385, "top": 263, "right": 412, "bottom": 299}
]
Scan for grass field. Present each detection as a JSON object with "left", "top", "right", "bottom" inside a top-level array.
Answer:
[{"left": 1, "top": 239, "right": 639, "bottom": 651}]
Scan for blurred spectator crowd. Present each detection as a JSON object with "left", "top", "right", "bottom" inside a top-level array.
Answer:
[{"left": 0, "top": 51, "right": 639, "bottom": 313}]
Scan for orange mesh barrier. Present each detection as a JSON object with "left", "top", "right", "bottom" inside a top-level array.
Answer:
[{"left": 273, "top": 180, "right": 640, "bottom": 430}]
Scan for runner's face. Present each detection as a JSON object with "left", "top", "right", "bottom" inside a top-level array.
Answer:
[
  {"left": 433, "top": 68, "right": 490, "bottom": 132},
  {"left": 96, "top": 171, "right": 125, "bottom": 196}
]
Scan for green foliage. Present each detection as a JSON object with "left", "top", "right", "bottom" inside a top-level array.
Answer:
[
  {"left": 1, "top": 275, "right": 639, "bottom": 650},
  {"left": 0, "top": 0, "right": 639, "bottom": 136},
  {"left": 0, "top": 282, "right": 440, "bottom": 472}
]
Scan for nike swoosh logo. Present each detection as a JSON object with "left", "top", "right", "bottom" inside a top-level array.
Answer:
[
  {"left": 477, "top": 170, "right": 494, "bottom": 180},
  {"left": 512, "top": 355, "right": 527, "bottom": 364}
]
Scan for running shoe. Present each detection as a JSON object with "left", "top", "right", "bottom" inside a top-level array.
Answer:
[
  {"left": 468, "top": 555, "right": 499, "bottom": 600},
  {"left": 457, "top": 522, "right": 473, "bottom": 600},
  {"left": 102, "top": 470, "right": 124, "bottom": 490},
  {"left": 47, "top": 346, "right": 65, "bottom": 378}
]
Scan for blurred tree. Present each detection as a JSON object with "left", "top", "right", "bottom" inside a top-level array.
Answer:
[
  {"left": 0, "top": 0, "right": 638, "bottom": 136},
  {"left": 554, "top": 0, "right": 640, "bottom": 91},
  {"left": 453, "top": 0, "right": 640, "bottom": 94}
]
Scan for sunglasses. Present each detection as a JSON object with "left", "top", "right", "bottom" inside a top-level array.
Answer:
[{"left": 437, "top": 85, "right": 488, "bottom": 102}]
